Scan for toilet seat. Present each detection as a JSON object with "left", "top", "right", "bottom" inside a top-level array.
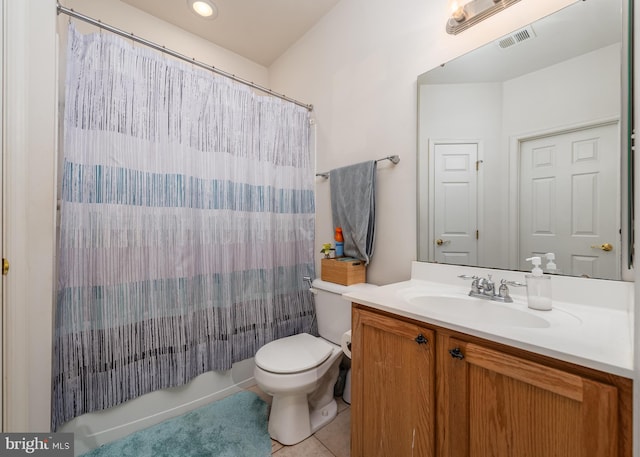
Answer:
[{"left": 255, "top": 333, "right": 334, "bottom": 374}]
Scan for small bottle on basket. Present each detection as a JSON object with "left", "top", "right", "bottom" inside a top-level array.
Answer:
[{"left": 335, "top": 227, "right": 344, "bottom": 257}]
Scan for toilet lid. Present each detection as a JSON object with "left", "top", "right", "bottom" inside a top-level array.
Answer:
[{"left": 255, "top": 333, "right": 334, "bottom": 374}]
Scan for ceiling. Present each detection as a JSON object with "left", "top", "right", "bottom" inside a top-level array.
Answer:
[{"left": 121, "top": 0, "right": 341, "bottom": 67}]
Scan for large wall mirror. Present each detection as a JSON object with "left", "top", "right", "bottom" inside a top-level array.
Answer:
[{"left": 417, "top": 0, "right": 632, "bottom": 280}]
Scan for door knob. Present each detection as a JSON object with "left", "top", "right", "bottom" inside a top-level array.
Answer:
[
  {"left": 591, "top": 243, "right": 613, "bottom": 252},
  {"left": 436, "top": 239, "right": 450, "bottom": 246}
]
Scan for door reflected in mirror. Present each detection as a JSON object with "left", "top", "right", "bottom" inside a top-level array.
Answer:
[{"left": 417, "top": 0, "right": 630, "bottom": 280}]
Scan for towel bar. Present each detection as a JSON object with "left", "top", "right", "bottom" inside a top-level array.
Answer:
[{"left": 315, "top": 155, "right": 400, "bottom": 179}]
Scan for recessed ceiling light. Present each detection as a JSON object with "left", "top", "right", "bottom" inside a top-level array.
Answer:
[{"left": 187, "top": 0, "right": 218, "bottom": 19}]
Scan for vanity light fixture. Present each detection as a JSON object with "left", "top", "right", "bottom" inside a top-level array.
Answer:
[
  {"left": 447, "top": 0, "right": 522, "bottom": 35},
  {"left": 188, "top": 0, "right": 218, "bottom": 19}
]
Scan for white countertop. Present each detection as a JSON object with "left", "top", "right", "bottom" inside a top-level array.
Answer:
[{"left": 344, "top": 262, "right": 634, "bottom": 378}]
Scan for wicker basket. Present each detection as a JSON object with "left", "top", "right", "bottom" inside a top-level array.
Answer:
[{"left": 320, "top": 258, "right": 366, "bottom": 286}]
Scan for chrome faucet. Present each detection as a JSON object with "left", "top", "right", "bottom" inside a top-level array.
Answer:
[{"left": 459, "top": 274, "right": 525, "bottom": 303}]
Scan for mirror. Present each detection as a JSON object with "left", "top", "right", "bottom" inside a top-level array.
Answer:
[{"left": 417, "top": 0, "right": 631, "bottom": 280}]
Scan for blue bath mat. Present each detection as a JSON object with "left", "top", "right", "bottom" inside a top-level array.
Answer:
[{"left": 80, "top": 390, "right": 270, "bottom": 457}]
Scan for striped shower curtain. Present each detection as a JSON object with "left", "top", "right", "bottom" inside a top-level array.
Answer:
[{"left": 52, "top": 25, "right": 315, "bottom": 430}]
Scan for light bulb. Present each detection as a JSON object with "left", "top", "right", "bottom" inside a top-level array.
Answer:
[
  {"left": 451, "top": 1, "right": 466, "bottom": 22},
  {"left": 192, "top": 1, "right": 214, "bottom": 17}
]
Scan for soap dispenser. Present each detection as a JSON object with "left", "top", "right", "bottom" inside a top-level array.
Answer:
[
  {"left": 544, "top": 253, "right": 557, "bottom": 274},
  {"left": 525, "top": 256, "right": 552, "bottom": 311}
]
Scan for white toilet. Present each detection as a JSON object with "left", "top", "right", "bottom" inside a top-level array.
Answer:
[{"left": 254, "top": 278, "right": 376, "bottom": 445}]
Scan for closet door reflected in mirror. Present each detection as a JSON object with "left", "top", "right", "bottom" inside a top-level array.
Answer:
[
  {"left": 430, "top": 141, "right": 479, "bottom": 266},
  {"left": 517, "top": 122, "right": 620, "bottom": 279},
  {"left": 417, "top": 0, "right": 631, "bottom": 280}
]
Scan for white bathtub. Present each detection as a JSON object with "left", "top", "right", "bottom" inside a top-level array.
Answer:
[{"left": 59, "top": 358, "right": 257, "bottom": 456}]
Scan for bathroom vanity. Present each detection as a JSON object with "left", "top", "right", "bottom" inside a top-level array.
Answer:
[
  {"left": 390, "top": 0, "right": 634, "bottom": 454},
  {"left": 346, "top": 262, "right": 633, "bottom": 457}
]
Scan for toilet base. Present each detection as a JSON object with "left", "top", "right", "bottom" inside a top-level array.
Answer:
[
  {"left": 268, "top": 396, "right": 338, "bottom": 446},
  {"left": 268, "top": 393, "right": 310, "bottom": 445},
  {"left": 310, "top": 398, "right": 338, "bottom": 434},
  {"left": 263, "top": 351, "right": 341, "bottom": 445}
]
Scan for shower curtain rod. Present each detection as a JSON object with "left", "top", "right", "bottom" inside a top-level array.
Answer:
[
  {"left": 56, "top": 3, "right": 314, "bottom": 112},
  {"left": 315, "top": 155, "right": 400, "bottom": 179}
]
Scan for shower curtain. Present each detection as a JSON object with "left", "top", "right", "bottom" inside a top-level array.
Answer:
[{"left": 52, "top": 25, "right": 315, "bottom": 430}]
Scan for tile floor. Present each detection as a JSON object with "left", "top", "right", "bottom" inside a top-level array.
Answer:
[{"left": 247, "top": 385, "right": 351, "bottom": 457}]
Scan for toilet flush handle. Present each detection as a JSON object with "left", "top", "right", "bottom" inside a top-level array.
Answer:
[{"left": 303, "top": 276, "right": 318, "bottom": 294}]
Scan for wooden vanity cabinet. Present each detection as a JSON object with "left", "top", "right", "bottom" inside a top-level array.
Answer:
[
  {"left": 439, "top": 334, "right": 620, "bottom": 457},
  {"left": 351, "top": 306, "right": 436, "bottom": 457},
  {"left": 351, "top": 305, "right": 632, "bottom": 457}
]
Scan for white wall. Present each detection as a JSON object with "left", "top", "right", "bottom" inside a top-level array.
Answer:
[
  {"left": 62, "top": 0, "right": 269, "bottom": 87},
  {"left": 268, "top": 0, "right": 576, "bottom": 285},
  {"left": 503, "top": 44, "right": 620, "bottom": 136}
]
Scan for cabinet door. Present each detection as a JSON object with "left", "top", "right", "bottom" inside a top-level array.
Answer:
[
  {"left": 351, "top": 308, "right": 435, "bottom": 457},
  {"left": 439, "top": 337, "right": 619, "bottom": 457}
]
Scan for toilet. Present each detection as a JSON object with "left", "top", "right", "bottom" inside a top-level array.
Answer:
[{"left": 254, "top": 278, "right": 377, "bottom": 445}]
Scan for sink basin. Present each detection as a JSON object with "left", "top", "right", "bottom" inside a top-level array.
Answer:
[{"left": 400, "top": 293, "right": 551, "bottom": 328}]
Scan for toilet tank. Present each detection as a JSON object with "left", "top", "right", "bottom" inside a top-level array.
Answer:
[{"left": 311, "top": 279, "right": 378, "bottom": 344}]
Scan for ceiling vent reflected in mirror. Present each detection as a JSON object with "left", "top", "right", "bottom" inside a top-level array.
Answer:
[{"left": 497, "top": 25, "right": 536, "bottom": 49}]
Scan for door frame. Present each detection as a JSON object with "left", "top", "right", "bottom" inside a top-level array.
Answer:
[
  {"left": 425, "top": 139, "right": 484, "bottom": 264},
  {"left": 507, "top": 117, "right": 621, "bottom": 272},
  {"left": 1, "top": 0, "right": 57, "bottom": 432},
  {"left": 0, "top": 0, "right": 4, "bottom": 432}
]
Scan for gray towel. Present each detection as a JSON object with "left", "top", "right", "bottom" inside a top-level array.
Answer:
[{"left": 330, "top": 161, "right": 376, "bottom": 264}]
